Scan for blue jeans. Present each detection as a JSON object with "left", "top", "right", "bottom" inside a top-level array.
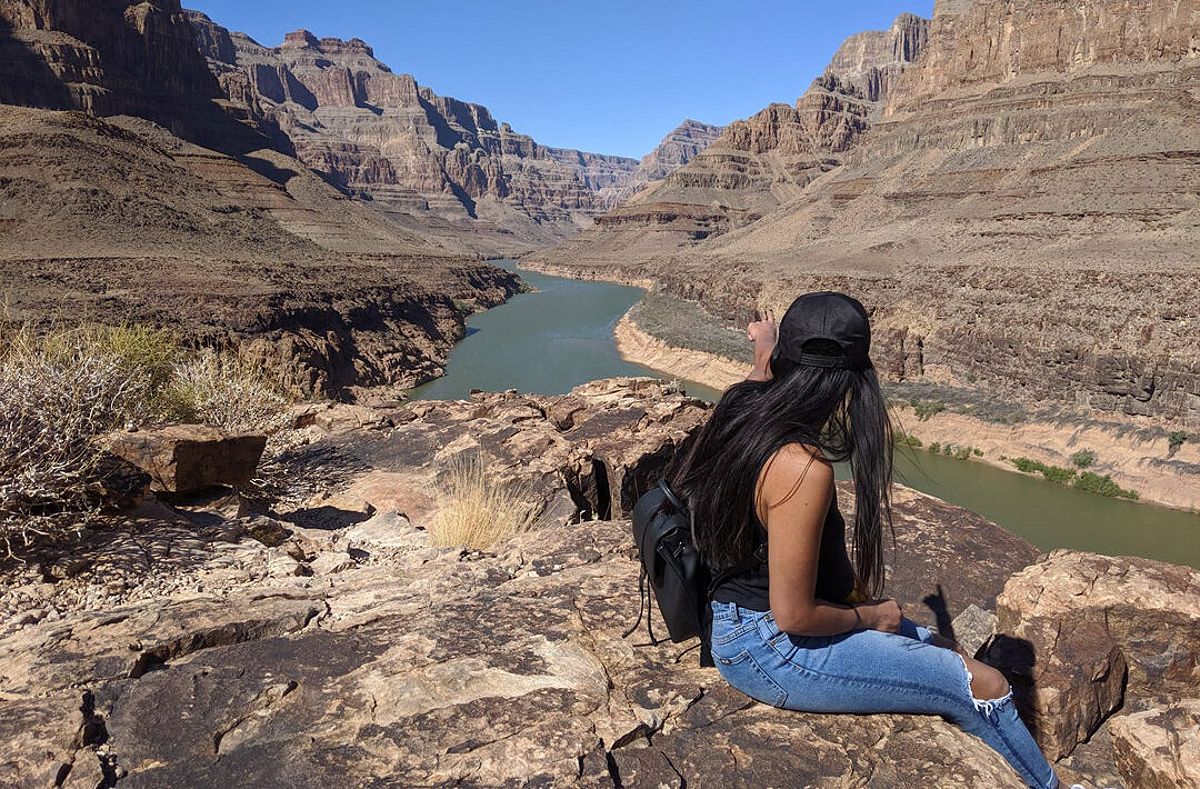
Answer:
[{"left": 709, "top": 601, "right": 1059, "bottom": 789}]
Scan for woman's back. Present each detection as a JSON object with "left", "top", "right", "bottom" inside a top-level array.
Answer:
[{"left": 711, "top": 481, "right": 856, "bottom": 609}]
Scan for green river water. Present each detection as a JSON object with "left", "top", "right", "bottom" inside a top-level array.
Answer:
[{"left": 410, "top": 261, "right": 1200, "bottom": 568}]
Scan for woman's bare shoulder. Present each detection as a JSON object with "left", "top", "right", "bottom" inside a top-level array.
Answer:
[{"left": 756, "top": 442, "right": 834, "bottom": 509}]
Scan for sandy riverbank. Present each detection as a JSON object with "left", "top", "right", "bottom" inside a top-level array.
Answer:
[
  {"left": 613, "top": 313, "right": 747, "bottom": 392},
  {"left": 613, "top": 309, "right": 1200, "bottom": 512}
]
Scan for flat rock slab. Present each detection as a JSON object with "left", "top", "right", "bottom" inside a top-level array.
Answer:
[
  {"left": 104, "top": 425, "right": 267, "bottom": 494},
  {"left": 0, "top": 504, "right": 1034, "bottom": 787},
  {"left": 1110, "top": 699, "right": 1200, "bottom": 789}
]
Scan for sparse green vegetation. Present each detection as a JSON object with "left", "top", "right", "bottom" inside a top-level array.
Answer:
[
  {"left": 1070, "top": 449, "right": 1097, "bottom": 469},
  {"left": 910, "top": 399, "right": 947, "bottom": 422},
  {"left": 928, "top": 441, "right": 941, "bottom": 454},
  {"left": 1168, "top": 431, "right": 1189, "bottom": 454},
  {"left": 1074, "top": 471, "right": 1140, "bottom": 500},
  {"left": 896, "top": 432, "right": 923, "bottom": 448},
  {"left": 1007, "top": 457, "right": 1138, "bottom": 500},
  {"left": 627, "top": 291, "right": 754, "bottom": 363}
]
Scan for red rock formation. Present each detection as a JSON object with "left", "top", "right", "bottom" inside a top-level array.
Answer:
[{"left": 184, "top": 13, "right": 641, "bottom": 249}]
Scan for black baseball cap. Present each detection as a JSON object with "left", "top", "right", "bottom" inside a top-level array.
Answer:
[{"left": 771, "top": 291, "right": 871, "bottom": 371}]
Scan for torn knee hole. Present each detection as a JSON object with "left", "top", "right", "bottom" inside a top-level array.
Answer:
[{"left": 957, "top": 654, "right": 1012, "bottom": 716}]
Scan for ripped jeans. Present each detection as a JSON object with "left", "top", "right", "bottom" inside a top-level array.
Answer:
[{"left": 709, "top": 601, "right": 1058, "bottom": 789}]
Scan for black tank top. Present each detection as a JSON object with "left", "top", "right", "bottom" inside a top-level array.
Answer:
[{"left": 711, "top": 484, "right": 856, "bottom": 611}]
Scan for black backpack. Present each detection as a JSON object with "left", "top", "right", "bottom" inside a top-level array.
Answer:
[{"left": 625, "top": 478, "right": 765, "bottom": 667}]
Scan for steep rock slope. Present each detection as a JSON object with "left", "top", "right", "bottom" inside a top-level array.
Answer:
[
  {"left": 544, "top": 12, "right": 930, "bottom": 258},
  {"left": 0, "top": 0, "right": 522, "bottom": 397},
  {"left": 596, "top": 118, "right": 724, "bottom": 208},
  {"left": 534, "top": 0, "right": 1200, "bottom": 428},
  {"left": 185, "top": 13, "right": 641, "bottom": 251}
]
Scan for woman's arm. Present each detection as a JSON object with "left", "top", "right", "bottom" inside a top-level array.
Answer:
[
  {"left": 745, "top": 312, "right": 776, "bottom": 382},
  {"left": 759, "top": 445, "right": 902, "bottom": 635}
]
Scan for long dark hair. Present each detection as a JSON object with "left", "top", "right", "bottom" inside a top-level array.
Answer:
[{"left": 666, "top": 338, "right": 894, "bottom": 597}]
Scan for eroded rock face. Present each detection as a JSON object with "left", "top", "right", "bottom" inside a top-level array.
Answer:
[
  {"left": 283, "top": 378, "right": 712, "bottom": 527},
  {"left": 183, "top": 12, "right": 641, "bottom": 249},
  {"left": 983, "top": 550, "right": 1200, "bottom": 763},
  {"left": 597, "top": 119, "right": 725, "bottom": 208},
  {"left": 557, "top": 11, "right": 929, "bottom": 250}
]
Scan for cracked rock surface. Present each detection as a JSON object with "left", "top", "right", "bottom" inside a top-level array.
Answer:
[{"left": 0, "top": 377, "right": 1190, "bottom": 787}]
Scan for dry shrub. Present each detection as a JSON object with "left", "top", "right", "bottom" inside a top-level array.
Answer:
[
  {"left": 0, "top": 322, "right": 289, "bottom": 554},
  {"left": 168, "top": 350, "right": 290, "bottom": 434},
  {"left": 427, "top": 455, "right": 538, "bottom": 550},
  {"left": 0, "top": 324, "right": 159, "bottom": 554}
]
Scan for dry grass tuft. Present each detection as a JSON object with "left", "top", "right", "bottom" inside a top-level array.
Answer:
[{"left": 427, "top": 455, "right": 538, "bottom": 550}]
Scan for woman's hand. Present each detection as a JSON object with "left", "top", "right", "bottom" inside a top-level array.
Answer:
[
  {"left": 746, "top": 308, "right": 777, "bottom": 351},
  {"left": 857, "top": 598, "right": 903, "bottom": 633},
  {"left": 745, "top": 308, "right": 778, "bottom": 382}
]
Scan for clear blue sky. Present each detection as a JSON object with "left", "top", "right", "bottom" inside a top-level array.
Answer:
[{"left": 188, "top": 1, "right": 934, "bottom": 159}]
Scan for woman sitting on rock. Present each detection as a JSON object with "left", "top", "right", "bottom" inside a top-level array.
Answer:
[{"left": 664, "top": 292, "right": 1060, "bottom": 789}]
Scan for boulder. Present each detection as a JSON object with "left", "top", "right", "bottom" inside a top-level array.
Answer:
[
  {"left": 983, "top": 551, "right": 1200, "bottom": 761},
  {"left": 103, "top": 426, "right": 267, "bottom": 494},
  {"left": 1109, "top": 699, "right": 1200, "bottom": 789}
]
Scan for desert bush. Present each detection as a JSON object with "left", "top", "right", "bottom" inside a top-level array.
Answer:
[
  {"left": 1041, "top": 465, "right": 1078, "bottom": 485},
  {"left": 928, "top": 441, "right": 942, "bottom": 454},
  {"left": 0, "top": 322, "right": 290, "bottom": 554},
  {"left": 895, "top": 432, "right": 922, "bottom": 448},
  {"left": 910, "top": 399, "right": 946, "bottom": 422},
  {"left": 1007, "top": 456, "right": 1138, "bottom": 499},
  {"left": 427, "top": 455, "right": 538, "bottom": 550},
  {"left": 1074, "top": 472, "right": 1139, "bottom": 500},
  {"left": 167, "top": 350, "right": 290, "bottom": 434},
  {"left": 0, "top": 324, "right": 157, "bottom": 554},
  {"left": 1168, "top": 431, "right": 1189, "bottom": 454},
  {"left": 1070, "top": 449, "right": 1097, "bottom": 469}
]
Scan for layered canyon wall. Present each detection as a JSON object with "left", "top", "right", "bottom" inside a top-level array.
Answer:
[
  {"left": 185, "top": 13, "right": 646, "bottom": 251},
  {"left": 0, "top": 0, "right": 522, "bottom": 398},
  {"left": 533, "top": 1, "right": 1200, "bottom": 428}
]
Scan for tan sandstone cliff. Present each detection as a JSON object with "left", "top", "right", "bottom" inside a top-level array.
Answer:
[
  {"left": 531, "top": 0, "right": 1200, "bottom": 433},
  {"left": 0, "top": 0, "right": 523, "bottom": 397},
  {"left": 183, "top": 12, "right": 647, "bottom": 254}
]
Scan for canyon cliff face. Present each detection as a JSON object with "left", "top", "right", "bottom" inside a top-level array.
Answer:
[
  {"left": 0, "top": 0, "right": 523, "bottom": 398},
  {"left": 532, "top": 0, "right": 1200, "bottom": 429},
  {"left": 571, "top": 12, "right": 930, "bottom": 246},
  {"left": 597, "top": 118, "right": 724, "bottom": 208},
  {"left": 184, "top": 13, "right": 641, "bottom": 251}
]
